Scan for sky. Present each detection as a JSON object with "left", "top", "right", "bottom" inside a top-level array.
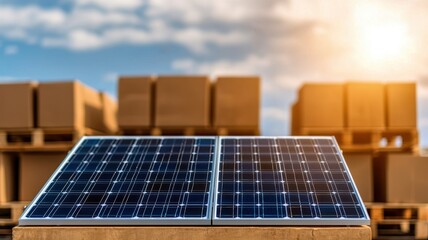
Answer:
[{"left": 0, "top": 0, "right": 428, "bottom": 146}]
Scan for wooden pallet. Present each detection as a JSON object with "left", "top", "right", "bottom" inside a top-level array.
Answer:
[
  {"left": 13, "top": 226, "right": 371, "bottom": 240},
  {"left": 342, "top": 129, "right": 384, "bottom": 149},
  {"left": 0, "top": 128, "right": 103, "bottom": 147},
  {"left": 381, "top": 128, "right": 419, "bottom": 153},
  {"left": 298, "top": 128, "right": 347, "bottom": 144},
  {"left": 298, "top": 128, "right": 418, "bottom": 153},
  {"left": 0, "top": 202, "right": 28, "bottom": 226},
  {"left": 366, "top": 203, "right": 428, "bottom": 239},
  {"left": 0, "top": 202, "right": 29, "bottom": 240},
  {"left": 120, "top": 127, "right": 260, "bottom": 136}
]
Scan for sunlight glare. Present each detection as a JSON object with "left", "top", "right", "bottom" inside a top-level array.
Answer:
[{"left": 361, "top": 24, "right": 407, "bottom": 61}]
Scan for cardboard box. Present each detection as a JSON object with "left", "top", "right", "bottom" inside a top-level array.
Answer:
[
  {"left": 343, "top": 153, "right": 373, "bottom": 202},
  {"left": 214, "top": 76, "right": 260, "bottom": 127},
  {"left": 0, "top": 82, "right": 36, "bottom": 129},
  {"left": 155, "top": 76, "right": 211, "bottom": 127},
  {"left": 82, "top": 83, "right": 104, "bottom": 131},
  {"left": 381, "top": 153, "right": 428, "bottom": 203},
  {"left": 19, "top": 152, "right": 67, "bottom": 201},
  {"left": 0, "top": 153, "right": 18, "bottom": 203},
  {"left": 100, "top": 92, "right": 118, "bottom": 134},
  {"left": 38, "top": 81, "right": 106, "bottom": 132},
  {"left": 386, "top": 82, "right": 417, "bottom": 128},
  {"left": 118, "top": 76, "right": 153, "bottom": 128},
  {"left": 298, "top": 83, "right": 344, "bottom": 129},
  {"left": 346, "top": 82, "right": 385, "bottom": 129}
]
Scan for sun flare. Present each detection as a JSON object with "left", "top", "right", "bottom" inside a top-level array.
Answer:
[
  {"left": 353, "top": 2, "right": 411, "bottom": 67},
  {"left": 361, "top": 24, "right": 407, "bottom": 62}
]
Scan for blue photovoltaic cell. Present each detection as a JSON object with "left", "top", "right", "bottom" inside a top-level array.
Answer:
[
  {"left": 20, "top": 136, "right": 369, "bottom": 226},
  {"left": 20, "top": 136, "right": 216, "bottom": 225},
  {"left": 213, "top": 136, "right": 369, "bottom": 225}
]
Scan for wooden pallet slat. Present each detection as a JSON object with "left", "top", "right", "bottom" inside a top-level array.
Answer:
[
  {"left": 0, "top": 128, "right": 104, "bottom": 147},
  {"left": 0, "top": 202, "right": 28, "bottom": 226},
  {"left": 366, "top": 203, "right": 428, "bottom": 239},
  {"left": 297, "top": 128, "right": 419, "bottom": 153}
]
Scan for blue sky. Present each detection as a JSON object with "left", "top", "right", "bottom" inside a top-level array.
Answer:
[{"left": 1, "top": 0, "right": 428, "bottom": 147}]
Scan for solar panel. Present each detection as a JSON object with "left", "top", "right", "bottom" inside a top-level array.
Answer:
[
  {"left": 20, "top": 136, "right": 369, "bottom": 226},
  {"left": 20, "top": 136, "right": 217, "bottom": 225},
  {"left": 213, "top": 136, "right": 369, "bottom": 225}
]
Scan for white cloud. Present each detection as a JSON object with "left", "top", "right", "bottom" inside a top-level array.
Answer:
[
  {"left": 172, "top": 55, "right": 271, "bottom": 76},
  {"left": 0, "top": 5, "right": 65, "bottom": 28},
  {"left": 67, "top": 8, "right": 140, "bottom": 29},
  {"left": 43, "top": 29, "right": 102, "bottom": 50},
  {"left": 4, "top": 45, "right": 18, "bottom": 55},
  {"left": 75, "top": 0, "right": 144, "bottom": 10}
]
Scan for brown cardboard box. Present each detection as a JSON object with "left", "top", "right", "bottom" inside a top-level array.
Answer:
[
  {"left": 38, "top": 81, "right": 106, "bottom": 132},
  {"left": 386, "top": 82, "right": 417, "bottom": 128},
  {"left": 0, "top": 153, "right": 18, "bottom": 203},
  {"left": 19, "top": 152, "right": 67, "bottom": 201},
  {"left": 214, "top": 76, "right": 260, "bottom": 127},
  {"left": 155, "top": 76, "right": 210, "bottom": 127},
  {"left": 0, "top": 82, "right": 36, "bottom": 129},
  {"left": 346, "top": 82, "right": 385, "bottom": 129},
  {"left": 298, "top": 83, "right": 344, "bottom": 129},
  {"left": 343, "top": 153, "right": 373, "bottom": 202},
  {"left": 382, "top": 153, "right": 428, "bottom": 203},
  {"left": 82, "top": 83, "right": 104, "bottom": 131},
  {"left": 118, "top": 76, "right": 153, "bottom": 128},
  {"left": 100, "top": 92, "right": 118, "bottom": 134},
  {"left": 38, "top": 81, "right": 83, "bottom": 129}
]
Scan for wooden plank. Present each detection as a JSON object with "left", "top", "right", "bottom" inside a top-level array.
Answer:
[
  {"left": 366, "top": 203, "right": 428, "bottom": 239},
  {"left": 0, "top": 202, "right": 28, "bottom": 225},
  {"left": 0, "top": 127, "right": 103, "bottom": 148},
  {"left": 13, "top": 226, "right": 371, "bottom": 240}
]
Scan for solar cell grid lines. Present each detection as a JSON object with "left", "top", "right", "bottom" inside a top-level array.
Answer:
[
  {"left": 20, "top": 137, "right": 217, "bottom": 225},
  {"left": 214, "top": 137, "right": 369, "bottom": 225},
  {"left": 20, "top": 136, "right": 369, "bottom": 226}
]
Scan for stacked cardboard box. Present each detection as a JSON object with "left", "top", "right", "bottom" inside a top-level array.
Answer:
[
  {"left": 292, "top": 81, "right": 418, "bottom": 151},
  {"left": 38, "top": 81, "right": 117, "bottom": 134},
  {"left": 155, "top": 76, "right": 211, "bottom": 127},
  {"left": 0, "top": 80, "right": 118, "bottom": 203},
  {"left": 0, "top": 153, "right": 17, "bottom": 203},
  {"left": 343, "top": 153, "right": 373, "bottom": 202},
  {"left": 214, "top": 76, "right": 260, "bottom": 128},
  {"left": 374, "top": 153, "right": 428, "bottom": 203},
  {"left": 346, "top": 82, "right": 385, "bottom": 130},
  {"left": 100, "top": 92, "right": 118, "bottom": 134},
  {"left": 0, "top": 82, "right": 37, "bottom": 129},
  {"left": 385, "top": 83, "right": 417, "bottom": 129},
  {"left": 118, "top": 76, "right": 153, "bottom": 129},
  {"left": 117, "top": 75, "right": 261, "bottom": 135},
  {"left": 19, "top": 152, "right": 67, "bottom": 201},
  {"left": 292, "top": 83, "right": 344, "bottom": 134}
]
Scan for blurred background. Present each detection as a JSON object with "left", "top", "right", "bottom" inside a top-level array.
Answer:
[
  {"left": 0, "top": 0, "right": 427, "bottom": 146},
  {"left": 1, "top": 1, "right": 428, "bottom": 240}
]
